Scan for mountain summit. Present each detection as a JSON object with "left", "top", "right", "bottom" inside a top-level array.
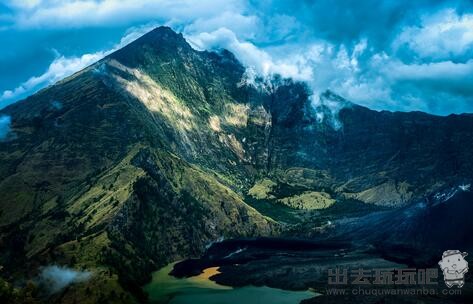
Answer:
[{"left": 0, "top": 27, "right": 472, "bottom": 303}]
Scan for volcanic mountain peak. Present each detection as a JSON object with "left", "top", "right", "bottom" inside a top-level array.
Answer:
[{"left": 121, "top": 25, "right": 189, "bottom": 51}]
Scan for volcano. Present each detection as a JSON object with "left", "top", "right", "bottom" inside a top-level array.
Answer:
[{"left": 0, "top": 27, "right": 472, "bottom": 303}]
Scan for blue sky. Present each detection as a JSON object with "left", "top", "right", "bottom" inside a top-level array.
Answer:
[{"left": 1, "top": 0, "right": 473, "bottom": 115}]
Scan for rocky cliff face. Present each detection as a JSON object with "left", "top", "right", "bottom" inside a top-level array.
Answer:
[{"left": 0, "top": 26, "right": 472, "bottom": 303}]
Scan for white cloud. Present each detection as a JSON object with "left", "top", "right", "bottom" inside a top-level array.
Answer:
[
  {"left": 6, "top": 0, "right": 43, "bottom": 9},
  {"left": 184, "top": 12, "right": 260, "bottom": 41},
  {"left": 393, "top": 9, "right": 473, "bottom": 60},
  {"left": 7, "top": 0, "right": 244, "bottom": 29},
  {"left": 39, "top": 265, "right": 92, "bottom": 294},
  {"left": 0, "top": 23, "right": 157, "bottom": 108},
  {"left": 187, "top": 27, "right": 313, "bottom": 81},
  {"left": 0, "top": 52, "right": 105, "bottom": 107},
  {"left": 0, "top": 115, "right": 12, "bottom": 140},
  {"left": 386, "top": 59, "right": 473, "bottom": 81}
]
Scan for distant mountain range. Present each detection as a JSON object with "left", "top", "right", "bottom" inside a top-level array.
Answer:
[{"left": 0, "top": 26, "right": 472, "bottom": 303}]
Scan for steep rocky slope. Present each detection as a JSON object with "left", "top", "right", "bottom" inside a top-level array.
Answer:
[{"left": 0, "top": 26, "right": 472, "bottom": 303}]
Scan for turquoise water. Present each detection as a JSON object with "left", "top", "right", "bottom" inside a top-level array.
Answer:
[{"left": 144, "top": 263, "right": 316, "bottom": 304}]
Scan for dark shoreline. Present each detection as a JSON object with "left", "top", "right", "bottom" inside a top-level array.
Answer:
[{"left": 167, "top": 237, "right": 473, "bottom": 304}]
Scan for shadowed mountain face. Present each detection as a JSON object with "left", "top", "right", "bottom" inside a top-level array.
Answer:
[{"left": 0, "top": 27, "right": 472, "bottom": 303}]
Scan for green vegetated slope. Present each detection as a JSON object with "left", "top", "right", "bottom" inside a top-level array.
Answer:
[
  {"left": 0, "top": 27, "right": 278, "bottom": 303},
  {"left": 0, "top": 27, "right": 472, "bottom": 303}
]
